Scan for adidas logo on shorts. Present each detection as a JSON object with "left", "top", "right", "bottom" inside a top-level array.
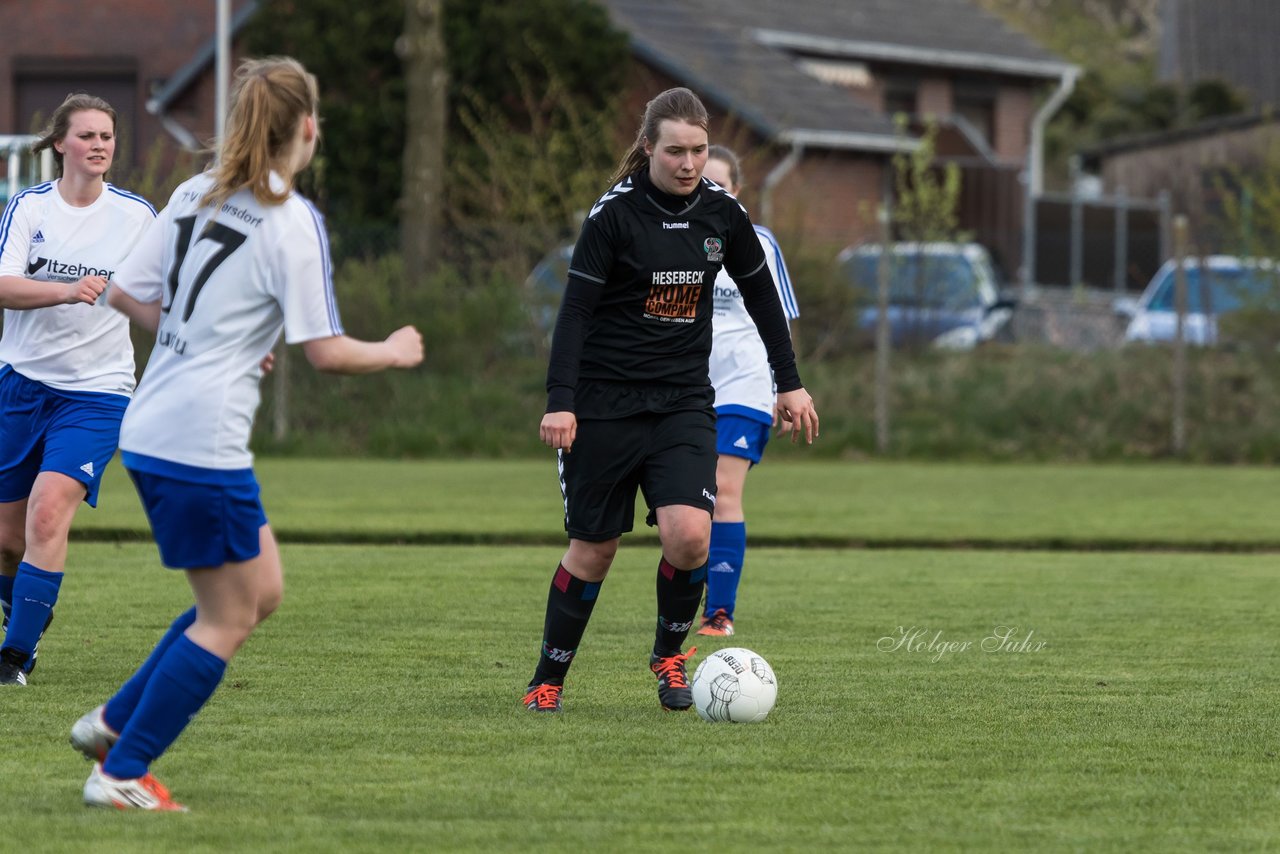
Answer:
[
  {"left": 733, "top": 435, "right": 750, "bottom": 450},
  {"left": 80, "top": 462, "right": 95, "bottom": 478}
]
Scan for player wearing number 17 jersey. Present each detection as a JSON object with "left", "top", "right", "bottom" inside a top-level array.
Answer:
[
  {"left": 114, "top": 170, "right": 340, "bottom": 472},
  {"left": 71, "top": 57, "right": 423, "bottom": 812}
]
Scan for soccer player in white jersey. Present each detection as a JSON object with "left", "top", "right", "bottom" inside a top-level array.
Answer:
[
  {"left": 697, "top": 146, "right": 800, "bottom": 638},
  {"left": 0, "top": 94, "right": 156, "bottom": 685},
  {"left": 67, "top": 57, "right": 423, "bottom": 812}
]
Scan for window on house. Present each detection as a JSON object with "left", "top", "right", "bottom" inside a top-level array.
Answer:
[
  {"left": 953, "top": 81, "right": 996, "bottom": 150},
  {"left": 882, "top": 77, "right": 918, "bottom": 119},
  {"left": 13, "top": 57, "right": 138, "bottom": 170}
]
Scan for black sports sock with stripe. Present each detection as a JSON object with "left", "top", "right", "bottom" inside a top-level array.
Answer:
[
  {"left": 530, "top": 564, "right": 602, "bottom": 686},
  {"left": 653, "top": 556, "right": 707, "bottom": 657}
]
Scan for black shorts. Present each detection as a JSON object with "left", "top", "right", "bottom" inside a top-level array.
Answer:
[{"left": 558, "top": 408, "right": 717, "bottom": 542}]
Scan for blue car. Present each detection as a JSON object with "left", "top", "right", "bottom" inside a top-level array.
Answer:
[
  {"left": 838, "top": 242, "right": 1015, "bottom": 349},
  {"left": 1119, "top": 256, "right": 1279, "bottom": 346},
  {"left": 523, "top": 242, "right": 574, "bottom": 344}
]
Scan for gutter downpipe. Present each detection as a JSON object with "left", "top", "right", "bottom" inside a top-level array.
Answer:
[
  {"left": 1021, "top": 68, "right": 1079, "bottom": 295},
  {"left": 149, "top": 103, "right": 203, "bottom": 151},
  {"left": 761, "top": 141, "right": 804, "bottom": 228}
]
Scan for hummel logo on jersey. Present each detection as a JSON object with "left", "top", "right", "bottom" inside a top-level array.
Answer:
[
  {"left": 663, "top": 221, "right": 689, "bottom": 229},
  {"left": 733, "top": 435, "right": 750, "bottom": 450},
  {"left": 588, "top": 177, "right": 634, "bottom": 218},
  {"left": 80, "top": 461, "right": 95, "bottom": 478},
  {"left": 32, "top": 230, "right": 45, "bottom": 244}
]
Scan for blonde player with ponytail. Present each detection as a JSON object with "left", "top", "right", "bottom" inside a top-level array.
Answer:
[{"left": 69, "top": 56, "right": 423, "bottom": 811}]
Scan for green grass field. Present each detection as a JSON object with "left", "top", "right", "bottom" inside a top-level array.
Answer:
[
  {"left": 75, "top": 458, "right": 1280, "bottom": 548},
  {"left": 7, "top": 461, "right": 1280, "bottom": 851}
]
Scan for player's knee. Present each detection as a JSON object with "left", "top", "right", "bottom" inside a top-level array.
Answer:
[
  {"left": 256, "top": 592, "right": 282, "bottom": 623},
  {"left": 255, "top": 580, "right": 283, "bottom": 624},
  {"left": 25, "top": 501, "right": 72, "bottom": 549},
  {"left": 566, "top": 539, "right": 617, "bottom": 580},
  {"left": 664, "top": 529, "right": 710, "bottom": 568},
  {"left": 660, "top": 515, "right": 710, "bottom": 566},
  {"left": 667, "top": 544, "right": 709, "bottom": 569}
]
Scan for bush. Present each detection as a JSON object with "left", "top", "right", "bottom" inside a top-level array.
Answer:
[
  {"left": 253, "top": 252, "right": 548, "bottom": 458},
  {"left": 767, "top": 344, "right": 1280, "bottom": 463}
]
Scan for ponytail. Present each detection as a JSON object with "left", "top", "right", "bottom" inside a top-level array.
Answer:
[{"left": 203, "top": 56, "right": 319, "bottom": 212}]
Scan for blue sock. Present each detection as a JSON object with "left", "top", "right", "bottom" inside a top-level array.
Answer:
[
  {"left": 0, "top": 573, "right": 13, "bottom": 620},
  {"left": 103, "top": 607, "right": 198, "bottom": 734},
  {"left": 705, "top": 521, "right": 746, "bottom": 619},
  {"left": 103, "top": 634, "right": 226, "bottom": 781},
  {"left": 3, "top": 562, "right": 62, "bottom": 656}
]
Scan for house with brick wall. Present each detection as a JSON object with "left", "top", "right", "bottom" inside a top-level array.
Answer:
[
  {"left": 1084, "top": 0, "right": 1280, "bottom": 244},
  {"left": 1, "top": 0, "right": 1073, "bottom": 271},
  {"left": 597, "top": 0, "right": 1077, "bottom": 271},
  {"left": 0, "top": 0, "right": 256, "bottom": 175}
]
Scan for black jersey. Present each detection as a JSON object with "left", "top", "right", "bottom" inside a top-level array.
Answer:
[{"left": 546, "top": 168, "right": 800, "bottom": 418}]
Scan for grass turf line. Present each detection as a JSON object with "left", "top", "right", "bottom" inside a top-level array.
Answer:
[{"left": 73, "top": 458, "right": 1280, "bottom": 550}]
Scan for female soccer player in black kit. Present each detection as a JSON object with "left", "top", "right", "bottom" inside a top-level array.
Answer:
[{"left": 523, "top": 87, "right": 818, "bottom": 713}]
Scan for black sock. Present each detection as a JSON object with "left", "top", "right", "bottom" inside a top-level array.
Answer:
[
  {"left": 653, "top": 556, "right": 707, "bottom": 657},
  {"left": 531, "top": 564, "right": 602, "bottom": 686}
]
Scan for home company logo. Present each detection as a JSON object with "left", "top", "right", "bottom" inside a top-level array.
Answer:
[{"left": 644, "top": 270, "right": 704, "bottom": 322}]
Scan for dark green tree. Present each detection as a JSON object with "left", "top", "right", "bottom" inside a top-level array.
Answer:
[
  {"left": 242, "top": 0, "right": 628, "bottom": 243},
  {"left": 244, "top": 1, "right": 406, "bottom": 235}
]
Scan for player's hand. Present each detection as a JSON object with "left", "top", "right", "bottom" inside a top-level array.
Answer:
[
  {"left": 65, "top": 276, "right": 108, "bottom": 306},
  {"left": 260, "top": 352, "right": 275, "bottom": 374},
  {"left": 775, "top": 388, "right": 819, "bottom": 444},
  {"left": 541, "top": 410, "right": 577, "bottom": 451},
  {"left": 386, "top": 325, "right": 424, "bottom": 368}
]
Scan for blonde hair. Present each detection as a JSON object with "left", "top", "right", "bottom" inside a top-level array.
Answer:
[
  {"left": 609, "top": 87, "right": 709, "bottom": 185},
  {"left": 203, "top": 56, "right": 319, "bottom": 211},
  {"left": 707, "top": 144, "right": 743, "bottom": 191},
  {"left": 32, "top": 93, "right": 118, "bottom": 178}
]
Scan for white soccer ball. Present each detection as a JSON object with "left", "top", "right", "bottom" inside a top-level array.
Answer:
[{"left": 691, "top": 647, "right": 777, "bottom": 723}]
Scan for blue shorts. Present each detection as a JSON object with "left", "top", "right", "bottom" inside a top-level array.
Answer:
[
  {"left": 0, "top": 365, "right": 128, "bottom": 508},
  {"left": 123, "top": 453, "right": 267, "bottom": 569},
  {"left": 715, "top": 411, "right": 771, "bottom": 465}
]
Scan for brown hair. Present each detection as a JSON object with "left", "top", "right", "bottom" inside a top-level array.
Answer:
[
  {"left": 203, "top": 56, "right": 319, "bottom": 212},
  {"left": 32, "top": 94, "right": 118, "bottom": 178},
  {"left": 707, "top": 144, "right": 743, "bottom": 191},
  {"left": 609, "top": 87, "right": 709, "bottom": 184}
]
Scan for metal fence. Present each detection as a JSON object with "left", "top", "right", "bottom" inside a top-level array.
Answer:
[{"left": 1030, "top": 189, "right": 1170, "bottom": 294}]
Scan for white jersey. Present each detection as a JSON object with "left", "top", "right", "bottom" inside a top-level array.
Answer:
[
  {"left": 709, "top": 224, "right": 799, "bottom": 421},
  {"left": 0, "top": 180, "right": 155, "bottom": 395},
  {"left": 116, "top": 172, "right": 343, "bottom": 472}
]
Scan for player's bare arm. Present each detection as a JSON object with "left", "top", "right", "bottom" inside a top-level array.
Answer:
[
  {"left": 106, "top": 285, "right": 162, "bottom": 332},
  {"left": 302, "top": 325, "right": 424, "bottom": 374},
  {"left": 0, "top": 274, "right": 108, "bottom": 310}
]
